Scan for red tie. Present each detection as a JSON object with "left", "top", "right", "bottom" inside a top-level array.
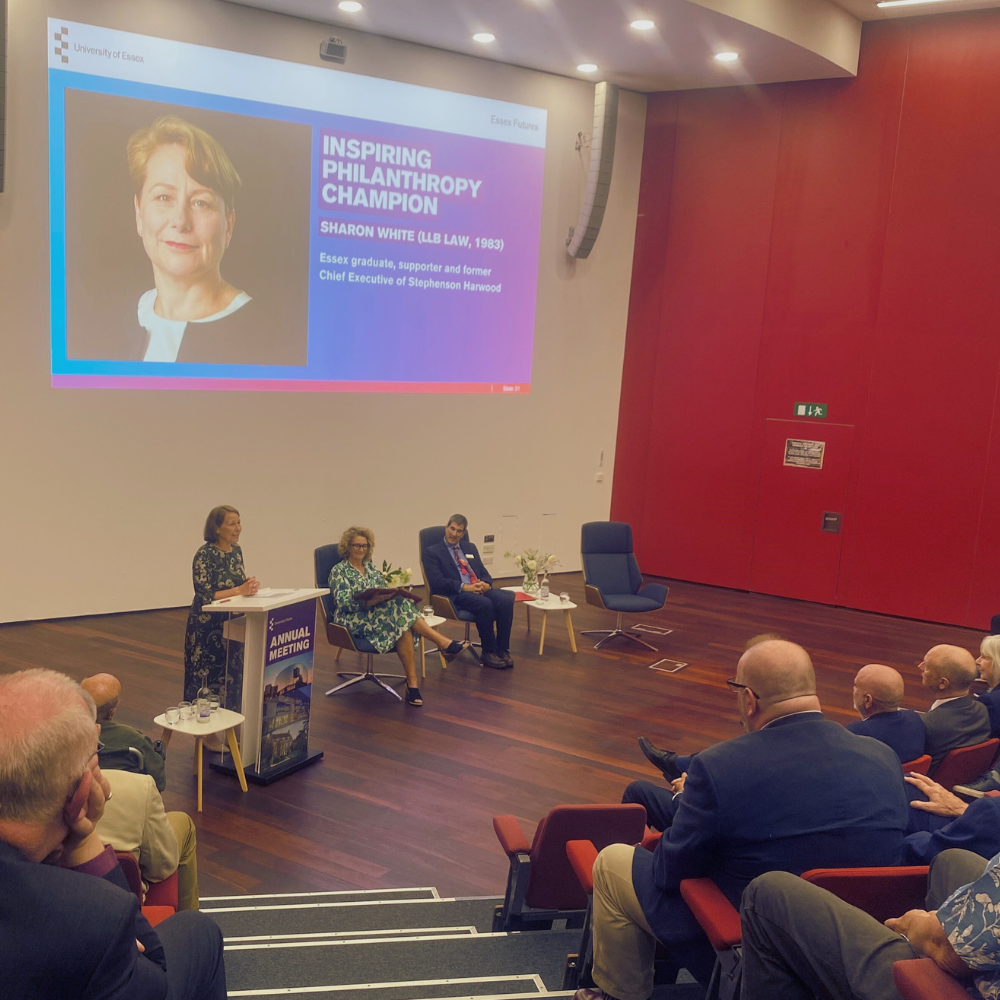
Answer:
[{"left": 457, "top": 554, "right": 478, "bottom": 585}]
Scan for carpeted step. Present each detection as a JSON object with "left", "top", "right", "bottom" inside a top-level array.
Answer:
[{"left": 205, "top": 892, "right": 502, "bottom": 937}]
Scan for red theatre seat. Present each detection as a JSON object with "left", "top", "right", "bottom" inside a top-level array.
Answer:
[
  {"left": 901, "top": 754, "right": 932, "bottom": 775},
  {"left": 491, "top": 803, "right": 646, "bottom": 931},
  {"left": 893, "top": 958, "right": 970, "bottom": 1000},
  {"left": 931, "top": 739, "right": 999, "bottom": 791},
  {"left": 115, "top": 850, "right": 179, "bottom": 926}
]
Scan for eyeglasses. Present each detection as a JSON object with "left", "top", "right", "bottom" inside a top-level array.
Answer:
[
  {"left": 350, "top": 542, "right": 370, "bottom": 550},
  {"left": 96, "top": 741, "right": 105, "bottom": 752},
  {"left": 726, "top": 678, "right": 759, "bottom": 698}
]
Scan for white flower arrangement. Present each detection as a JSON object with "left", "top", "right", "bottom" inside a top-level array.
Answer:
[
  {"left": 504, "top": 548, "right": 558, "bottom": 593},
  {"left": 380, "top": 560, "right": 413, "bottom": 587}
]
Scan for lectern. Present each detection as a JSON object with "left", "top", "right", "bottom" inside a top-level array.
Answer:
[{"left": 201, "top": 587, "right": 328, "bottom": 785}]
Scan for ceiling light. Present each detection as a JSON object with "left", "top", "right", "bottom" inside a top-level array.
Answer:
[
  {"left": 577, "top": 63, "right": 598, "bottom": 73},
  {"left": 337, "top": 1, "right": 362, "bottom": 11},
  {"left": 877, "top": 0, "right": 961, "bottom": 6},
  {"left": 630, "top": 19, "right": 655, "bottom": 31},
  {"left": 715, "top": 51, "right": 739, "bottom": 62},
  {"left": 472, "top": 32, "right": 496, "bottom": 43}
]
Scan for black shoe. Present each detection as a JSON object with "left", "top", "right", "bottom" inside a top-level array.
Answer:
[
  {"left": 405, "top": 687, "right": 423, "bottom": 706},
  {"left": 954, "top": 770, "right": 1000, "bottom": 799},
  {"left": 441, "top": 640, "right": 468, "bottom": 662},
  {"left": 637, "top": 736, "right": 682, "bottom": 780},
  {"left": 500, "top": 649, "right": 515, "bottom": 667},
  {"left": 482, "top": 652, "right": 507, "bottom": 669}
]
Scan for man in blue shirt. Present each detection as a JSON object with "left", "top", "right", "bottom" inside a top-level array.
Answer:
[
  {"left": 423, "top": 514, "right": 515, "bottom": 670},
  {"left": 742, "top": 847, "right": 1000, "bottom": 999},
  {"left": 846, "top": 663, "right": 926, "bottom": 762}
]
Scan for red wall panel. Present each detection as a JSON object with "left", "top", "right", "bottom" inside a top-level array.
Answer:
[
  {"left": 636, "top": 86, "right": 783, "bottom": 590},
  {"left": 615, "top": 10, "right": 1000, "bottom": 627}
]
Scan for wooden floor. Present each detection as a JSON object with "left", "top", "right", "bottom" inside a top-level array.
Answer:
[{"left": 0, "top": 574, "right": 984, "bottom": 899}]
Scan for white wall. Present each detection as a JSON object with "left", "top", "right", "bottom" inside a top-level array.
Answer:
[{"left": 0, "top": 0, "right": 645, "bottom": 623}]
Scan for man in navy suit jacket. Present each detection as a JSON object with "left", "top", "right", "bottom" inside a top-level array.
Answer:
[
  {"left": 423, "top": 514, "right": 515, "bottom": 670},
  {"left": 846, "top": 663, "right": 926, "bottom": 762},
  {"left": 918, "top": 644, "right": 991, "bottom": 768},
  {"left": 574, "top": 641, "right": 909, "bottom": 1000},
  {"left": 0, "top": 668, "right": 226, "bottom": 999}
]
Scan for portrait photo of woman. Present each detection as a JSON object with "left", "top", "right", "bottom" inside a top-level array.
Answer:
[
  {"left": 128, "top": 115, "right": 251, "bottom": 363},
  {"left": 62, "top": 90, "right": 311, "bottom": 367}
]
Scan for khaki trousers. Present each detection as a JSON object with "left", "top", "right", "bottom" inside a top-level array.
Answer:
[
  {"left": 592, "top": 843, "right": 656, "bottom": 1000},
  {"left": 167, "top": 811, "right": 200, "bottom": 911}
]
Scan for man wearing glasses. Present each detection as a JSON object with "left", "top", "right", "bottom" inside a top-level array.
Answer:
[{"left": 574, "top": 640, "right": 909, "bottom": 1000}]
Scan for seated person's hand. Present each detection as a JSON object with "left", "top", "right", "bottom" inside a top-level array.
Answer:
[
  {"left": 60, "top": 754, "right": 111, "bottom": 866},
  {"left": 885, "top": 909, "right": 973, "bottom": 978},
  {"left": 905, "top": 772, "right": 968, "bottom": 817},
  {"left": 670, "top": 773, "right": 687, "bottom": 794}
]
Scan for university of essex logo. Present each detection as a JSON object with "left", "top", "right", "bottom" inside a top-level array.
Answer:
[{"left": 53, "top": 26, "right": 69, "bottom": 64}]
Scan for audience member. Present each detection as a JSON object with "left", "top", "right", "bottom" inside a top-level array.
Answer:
[
  {"left": 846, "top": 663, "right": 926, "bottom": 762},
  {"left": 902, "top": 771, "right": 1000, "bottom": 863},
  {"left": 953, "top": 635, "right": 1000, "bottom": 797},
  {"left": 573, "top": 641, "right": 908, "bottom": 1000},
  {"left": 0, "top": 668, "right": 225, "bottom": 999},
  {"left": 741, "top": 848, "right": 997, "bottom": 999},
  {"left": 81, "top": 673, "right": 166, "bottom": 792},
  {"left": 98, "top": 768, "right": 200, "bottom": 910},
  {"left": 919, "top": 644, "right": 990, "bottom": 768},
  {"left": 423, "top": 514, "right": 516, "bottom": 670},
  {"left": 635, "top": 632, "right": 783, "bottom": 782}
]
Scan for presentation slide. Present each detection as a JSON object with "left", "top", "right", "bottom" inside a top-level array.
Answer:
[{"left": 47, "top": 20, "right": 547, "bottom": 392}]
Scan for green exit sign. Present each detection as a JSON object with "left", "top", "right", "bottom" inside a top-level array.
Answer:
[{"left": 795, "top": 402, "right": 827, "bottom": 419}]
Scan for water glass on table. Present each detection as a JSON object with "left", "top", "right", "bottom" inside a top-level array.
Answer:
[
  {"left": 165, "top": 706, "right": 179, "bottom": 725},
  {"left": 177, "top": 701, "right": 192, "bottom": 721},
  {"left": 559, "top": 592, "right": 571, "bottom": 605},
  {"left": 422, "top": 606, "right": 434, "bottom": 618},
  {"left": 208, "top": 694, "right": 221, "bottom": 713}
]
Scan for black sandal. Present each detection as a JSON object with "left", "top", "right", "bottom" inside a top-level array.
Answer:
[
  {"left": 406, "top": 687, "right": 423, "bottom": 706},
  {"left": 441, "top": 640, "right": 468, "bottom": 662}
]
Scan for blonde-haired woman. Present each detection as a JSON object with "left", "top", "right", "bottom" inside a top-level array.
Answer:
[{"left": 329, "top": 526, "right": 466, "bottom": 706}]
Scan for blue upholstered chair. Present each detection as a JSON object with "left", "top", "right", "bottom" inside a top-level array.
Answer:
[
  {"left": 580, "top": 521, "right": 668, "bottom": 651},
  {"left": 314, "top": 544, "right": 406, "bottom": 700},
  {"left": 417, "top": 525, "right": 481, "bottom": 663}
]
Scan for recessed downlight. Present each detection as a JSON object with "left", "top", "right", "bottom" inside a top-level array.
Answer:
[
  {"left": 577, "top": 63, "right": 598, "bottom": 73},
  {"left": 715, "top": 51, "right": 739, "bottom": 62},
  {"left": 337, "top": 1, "right": 362, "bottom": 11},
  {"left": 630, "top": 19, "right": 655, "bottom": 31},
  {"left": 472, "top": 32, "right": 496, "bottom": 43}
]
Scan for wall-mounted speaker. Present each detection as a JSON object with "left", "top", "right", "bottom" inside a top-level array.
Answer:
[{"left": 566, "top": 81, "right": 619, "bottom": 259}]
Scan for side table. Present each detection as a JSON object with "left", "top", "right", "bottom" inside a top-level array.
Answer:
[
  {"left": 501, "top": 587, "right": 578, "bottom": 655},
  {"left": 419, "top": 613, "right": 448, "bottom": 677},
  {"left": 154, "top": 708, "right": 248, "bottom": 812}
]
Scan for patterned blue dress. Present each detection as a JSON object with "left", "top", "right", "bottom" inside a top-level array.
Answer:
[
  {"left": 329, "top": 560, "right": 420, "bottom": 653},
  {"left": 183, "top": 542, "right": 246, "bottom": 709}
]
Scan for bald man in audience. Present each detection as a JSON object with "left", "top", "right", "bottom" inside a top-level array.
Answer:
[
  {"left": 846, "top": 663, "right": 926, "bottom": 762},
  {"left": 574, "top": 641, "right": 908, "bottom": 1000},
  {"left": 81, "top": 673, "right": 166, "bottom": 792},
  {"left": 918, "top": 644, "right": 991, "bottom": 769}
]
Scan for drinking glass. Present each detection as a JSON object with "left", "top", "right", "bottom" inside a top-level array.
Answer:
[
  {"left": 165, "top": 706, "right": 179, "bottom": 725},
  {"left": 559, "top": 592, "right": 571, "bottom": 604},
  {"left": 178, "top": 701, "right": 192, "bottom": 721},
  {"left": 208, "top": 694, "right": 221, "bottom": 713},
  {"left": 422, "top": 606, "right": 434, "bottom": 618}
]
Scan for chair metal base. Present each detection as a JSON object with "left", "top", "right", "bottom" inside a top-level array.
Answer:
[
  {"left": 581, "top": 613, "right": 659, "bottom": 651},
  {"left": 326, "top": 654, "right": 406, "bottom": 701}
]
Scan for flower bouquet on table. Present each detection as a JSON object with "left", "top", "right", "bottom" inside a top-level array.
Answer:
[{"left": 504, "top": 548, "right": 558, "bottom": 596}]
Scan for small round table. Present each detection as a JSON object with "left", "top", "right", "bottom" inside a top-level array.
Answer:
[
  {"left": 154, "top": 708, "right": 248, "bottom": 812},
  {"left": 502, "top": 588, "right": 578, "bottom": 655},
  {"left": 418, "top": 613, "right": 448, "bottom": 677}
]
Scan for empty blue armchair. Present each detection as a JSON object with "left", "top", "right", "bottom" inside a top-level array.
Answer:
[{"left": 580, "top": 521, "right": 668, "bottom": 651}]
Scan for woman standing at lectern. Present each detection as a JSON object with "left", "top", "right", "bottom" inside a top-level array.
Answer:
[{"left": 183, "top": 505, "right": 259, "bottom": 720}]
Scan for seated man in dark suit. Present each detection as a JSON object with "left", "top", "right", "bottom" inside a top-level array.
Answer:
[
  {"left": 423, "top": 514, "right": 515, "bottom": 670},
  {"left": 81, "top": 672, "right": 166, "bottom": 792},
  {"left": 574, "top": 640, "right": 909, "bottom": 1000},
  {"left": 846, "top": 663, "right": 926, "bottom": 762},
  {"left": 0, "top": 667, "right": 225, "bottom": 999},
  {"left": 918, "top": 644, "right": 991, "bottom": 768}
]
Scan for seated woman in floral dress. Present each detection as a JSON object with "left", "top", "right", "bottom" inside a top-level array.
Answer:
[{"left": 329, "top": 526, "right": 467, "bottom": 706}]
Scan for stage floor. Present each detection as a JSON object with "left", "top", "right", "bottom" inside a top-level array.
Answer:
[{"left": 0, "top": 573, "right": 983, "bottom": 898}]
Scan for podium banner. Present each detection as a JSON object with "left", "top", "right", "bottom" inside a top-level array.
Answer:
[{"left": 260, "top": 601, "right": 315, "bottom": 775}]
